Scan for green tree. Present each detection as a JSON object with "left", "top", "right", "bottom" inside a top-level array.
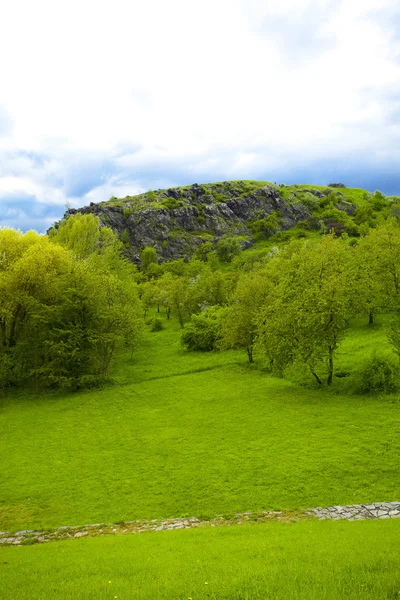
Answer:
[
  {"left": 216, "top": 237, "right": 242, "bottom": 263},
  {"left": 257, "top": 236, "right": 354, "bottom": 385},
  {"left": 140, "top": 246, "right": 158, "bottom": 272},
  {"left": 181, "top": 306, "right": 224, "bottom": 351},
  {"left": 220, "top": 270, "right": 271, "bottom": 363}
]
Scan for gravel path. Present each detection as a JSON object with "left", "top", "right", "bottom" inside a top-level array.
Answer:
[{"left": 1, "top": 501, "right": 399, "bottom": 547}]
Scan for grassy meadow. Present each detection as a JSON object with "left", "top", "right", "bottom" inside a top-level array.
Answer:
[
  {"left": 1, "top": 310, "right": 400, "bottom": 598},
  {"left": 1, "top": 315, "right": 400, "bottom": 533},
  {"left": 1, "top": 519, "right": 400, "bottom": 599}
]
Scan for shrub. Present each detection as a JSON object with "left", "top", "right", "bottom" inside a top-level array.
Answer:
[
  {"left": 181, "top": 307, "right": 223, "bottom": 351},
  {"left": 216, "top": 237, "right": 242, "bottom": 263},
  {"left": 141, "top": 246, "right": 158, "bottom": 271},
  {"left": 120, "top": 229, "right": 130, "bottom": 245},
  {"left": 355, "top": 353, "right": 398, "bottom": 395},
  {"left": 161, "top": 197, "right": 181, "bottom": 209},
  {"left": 150, "top": 317, "right": 163, "bottom": 332},
  {"left": 123, "top": 207, "right": 133, "bottom": 219}
]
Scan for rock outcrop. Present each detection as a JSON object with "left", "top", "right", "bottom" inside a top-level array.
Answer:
[{"left": 52, "top": 181, "right": 348, "bottom": 263}]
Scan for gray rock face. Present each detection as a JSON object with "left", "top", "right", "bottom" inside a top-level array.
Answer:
[{"left": 52, "top": 182, "right": 313, "bottom": 263}]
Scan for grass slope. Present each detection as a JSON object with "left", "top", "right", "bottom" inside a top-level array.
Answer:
[
  {"left": 1, "top": 519, "right": 400, "bottom": 599},
  {"left": 1, "top": 317, "right": 400, "bottom": 533}
]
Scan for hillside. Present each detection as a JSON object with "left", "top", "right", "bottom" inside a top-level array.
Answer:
[{"left": 53, "top": 181, "right": 378, "bottom": 263}]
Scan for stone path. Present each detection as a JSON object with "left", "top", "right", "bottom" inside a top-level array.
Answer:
[{"left": 1, "top": 501, "right": 399, "bottom": 547}]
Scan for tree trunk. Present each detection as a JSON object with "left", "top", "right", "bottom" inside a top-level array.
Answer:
[
  {"left": 327, "top": 347, "right": 334, "bottom": 386},
  {"left": 310, "top": 368, "right": 322, "bottom": 385},
  {"left": 246, "top": 346, "right": 253, "bottom": 363},
  {"left": 368, "top": 309, "right": 374, "bottom": 325}
]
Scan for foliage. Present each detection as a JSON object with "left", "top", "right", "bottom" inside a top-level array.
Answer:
[
  {"left": 257, "top": 236, "right": 354, "bottom": 385},
  {"left": 220, "top": 270, "right": 271, "bottom": 362},
  {"left": 0, "top": 217, "right": 143, "bottom": 390},
  {"left": 193, "top": 241, "right": 213, "bottom": 262},
  {"left": 120, "top": 228, "right": 130, "bottom": 245},
  {"left": 355, "top": 352, "right": 398, "bottom": 395},
  {"left": 140, "top": 246, "right": 158, "bottom": 271},
  {"left": 48, "top": 213, "right": 120, "bottom": 260},
  {"left": 181, "top": 306, "right": 224, "bottom": 351},
  {"left": 216, "top": 237, "right": 242, "bottom": 263},
  {"left": 150, "top": 317, "right": 163, "bottom": 332},
  {"left": 250, "top": 210, "right": 282, "bottom": 239}
]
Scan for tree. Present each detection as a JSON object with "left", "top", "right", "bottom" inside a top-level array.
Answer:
[
  {"left": 48, "top": 213, "right": 119, "bottom": 260},
  {"left": 257, "top": 236, "right": 354, "bottom": 385},
  {"left": 216, "top": 237, "right": 242, "bottom": 263},
  {"left": 361, "top": 220, "right": 400, "bottom": 308},
  {"left": 220, "top": 270, "right": 271, "bottom": 362},
  {"left": 186, "top": 267, "right": 236, "bottom": 315},
  {"left": 181, "top": 306, "right": 225, "bottom": 351},
  {"left": 0, "top": 216, "right": 144, "bottom": 390},
  {"left": 193, "top": 241, "right": 213, "bottom": 262},
  {"left": 140, "top": 246, "right": 158, "bottom": 272},
  {"left": 351, "top": 233, "right": 385, "bottom": 324}
]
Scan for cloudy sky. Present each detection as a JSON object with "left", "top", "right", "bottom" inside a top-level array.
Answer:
[{"left": 1, "top": 0, "right": 399, "bottom": 232}]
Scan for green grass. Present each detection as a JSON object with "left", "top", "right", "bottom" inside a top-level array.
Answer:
[
  {"left": 1, "top": 316, "right": 400, "bottom": 533},
  {"left": 1, "top": 519, "right": 400, "bottom": 599}
]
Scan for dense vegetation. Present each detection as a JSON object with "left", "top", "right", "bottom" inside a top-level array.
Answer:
[{"left": 0, "top": 215, "right": 143, "bottom": 390}]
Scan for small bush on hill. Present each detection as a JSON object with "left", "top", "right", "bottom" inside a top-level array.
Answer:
[
  {"left": 216, "top": 237, "right": 242, "bottom": 263},
  {"left": 150, "top": 317, "right": 163, "bottom": 332},
  {"left": 181, "top": 307, "right": 224, "bottom": 351},
  {"left": 355, "top": 353, "right": 398, "bottom": 395}
]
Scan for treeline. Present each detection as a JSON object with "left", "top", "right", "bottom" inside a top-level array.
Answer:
[
  {"left": 0, "top": 214, "right": 143, "bottom": 390},
  {"left": 138, "top": 219, "right": 400, "bottom": 389},
  {"left": 3, "top": 212, "right": 400, "bottom": 393}
]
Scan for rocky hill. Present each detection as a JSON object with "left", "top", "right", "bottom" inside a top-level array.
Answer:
[{"left": 55, "top": 180, "right": 360, "bottom": 263}]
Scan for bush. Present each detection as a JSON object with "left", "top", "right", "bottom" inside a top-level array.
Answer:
[
  {"left": 216, "top": 237, "right": 242, "bottom": 263},
  {"left": 181, "top": 307, "right": 223, "bottom": 351},
  {"left": 355, "top": 353, "right": 398, "bottom": 395},
  {"left": 150, "top": 317, "right": 163, "bottom": 332}
]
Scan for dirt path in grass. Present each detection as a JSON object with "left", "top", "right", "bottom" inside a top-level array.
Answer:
[{"left": 1, "top": 501, "right": 400, "bottom": 547}]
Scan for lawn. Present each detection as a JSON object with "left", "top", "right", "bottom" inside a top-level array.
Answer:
[
  {"left": 1, "top": 519, "right": 400, "bottom": 599},
  {"left": 1, "top": 316, "right": 399, "bottom": 533}
]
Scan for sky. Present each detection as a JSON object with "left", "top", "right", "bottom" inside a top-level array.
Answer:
[{"left": 0, "top": 0, "right": 399, "bottom": 232}]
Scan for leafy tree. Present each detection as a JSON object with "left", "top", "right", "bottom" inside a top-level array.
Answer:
[
  {"left": 140, "top": 246, "right": 158, "bottom": 272},
  {"left": 160, "top": 273, "right": 188, "bottom": 328},
  {"left": 362, "top": 220, "right": 400, "bottom": 307},
  {"left": 1, "top": 216, "right": 144, "bottom": 390},
  {"left": 220, "top": 270, "right": 271, "bottom": 363},
  {"left": 250, "top": 211, "right": 282, "bottom": 239},
  {"left": 193, "top": 241, "right": 213, "bottom": 262},
  {"left": 351, "top": 234, "right": 385, "bottom": 324},
  {"left": 181, "top": 306, "right": 225, "bottom": 351},
  {"left": 48, "top": 213, "right": 119, "bottom": 260},
  {"left": 186, "top": 267, "right": 236, "bottom": 315},
  {"left": 216, "top": 237, "right": 242, "bottom": 263},
  {"left": 257, "top": 236, "right": 354, "bottom": 385}
]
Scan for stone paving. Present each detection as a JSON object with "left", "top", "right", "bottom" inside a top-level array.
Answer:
[
  {"left": 307, "top": 501, "right": 400, "bottom": 521},
  {"left": 1, "top": 501, "right": 399, "bottom": 547}
]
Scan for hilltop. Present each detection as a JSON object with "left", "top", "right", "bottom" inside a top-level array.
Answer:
[{"left": 53, "top": 180, "right": 387, "bottom": 263}]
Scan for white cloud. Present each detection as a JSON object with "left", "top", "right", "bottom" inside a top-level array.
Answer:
[{"left": 0, "top": 0, "right": 399, "bottom": 230}]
